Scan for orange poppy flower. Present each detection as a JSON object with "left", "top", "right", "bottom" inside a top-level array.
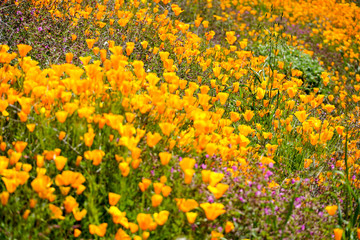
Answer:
[
  {"left": 86, "top": 39, "right": 96, "bottom": 49},
  {"left": 171, "top": 4, "right": 183, "bottom": 16},
  {"left": 159, "top": 122, "right": 175, "bottom": 136},
  {"left": 179, "top": 158, "right": 196, "bottom": 172},
  {"left": 146, "top": 132, "right": 162, "bottom": 148},
  {"left": 63, "top": 196, "right": 78, "bottom": 213},
  {"left": 230, "top": 112, "right": 240, "bottom": 122},
  {"left": 89, "top": 223, "right": 107, "bottom": 237},
  {"left": 184, "top": 169, "right": 195, "bottom": 184},
  {"left": 139, "top": 178, "right": 151, "bottom": 192},
  {"left": 65, "top": 52, "right": 73, "bottom": 63},
  {"left": 209, "top": 172, "right": 224, "bottom": 187},
  {"left": 211, "top": 230, "right": 224, "bottom": 240},
  {"left": 159, "top": 152, "right": 171, "bottom": 165},
  {"left": 17, "top": 44, "right": 32, "bottom": 57},
  {"left": 10, "top": 151, "right": 21, "bottom": 165},
  {"left": 142, "top": 231, "right": 150, "bottom": 240},
  {"left": 26, "top": 124, "right": 36, "bottom": 132},
  {"left": 205, "top": 143, "right": 217, "bottom": 156},
  {"left": 153, "top": 210, "right": 169, "bottom": 225},
  {"left": 72, "top": 208, "right": 87, "bottom": 221},
  {"left": 137, "top": 213, "right": 153, "bottom": 230},
  {"left": 151, "top": 194, "right": 163, "bottom": 207},
  {"left": 115, "top": 228, "right": 131, "bottom": 240},
  {"left": 14, "top": 141, "right": 27, "bottom": 153},
  {"left": 217, "top": 92, "right": 229, "bottom": 105},
  {"left": 129, "top": 222, "right": 139, "bottom": 233},
  {"left": 225, "top": 31, "right": 237, "bottom": 45},
  {"left": 49, "top": 204, "right": 65, "bottom": 220},
  {"left": 334, "top": 228, "right": 343, "bottom": 240},
  {"left": 161, "top": 185, "right": 172, "bottom": 197},
  {"left": 29, "top": 199, "right": 37, "bottom": 208},
  {"left": 256, "top": 87, "right": 265, "bottom": 100},
  {"left": 55, "top": 111, "right": 68, "bottom": 123},
  {"left": 225, "top": 221, "right": 235, "bottom": 233},
  {"left": 54, "top": 156, "right": 67, "bottom": 171},
  {"left": 179, "top": 199, "right": 199, "bottom": 212},
  {"left": 18, "top": 111, "right": 27, "bottom": 122},
  {"left": 119, "top": 162, "right": 130, "bottom": 177},
  {"left": 2, "top": 177, "right": 17, "bottom": 193},
  {"left": 141, "top": 41, "right": 148, "bottom": 49},
  {"left": 59, "top": 131, "right": 66, "bottom": 141},
  {"left": 126, "top": 42, "right": 135, "bottom": 56},
  {"left": 22, "top": 209, "right": 31, "bottom": 220},
  {"left": 79, "top": 56, "right": 91, "bottom": 66},
  {"left": 200, "top": 202, "right": 226, "bottom": 221},
  {"left": 109, "top": 192, "right": 121, "bottom": 206},
  {"left": 74, "top": 229, "right": 81, "bottom": 237},
  {"left": 325, "top": 205, "right": 338, "bottom": 216},
  {"left": 243, "top": 110, "right": 254, "bottom": 122},
  {"left": 1, "top": 191, "right": 9, "bottom": 206},
  {"left": 294, "top": 111, "right": 308, "bottom": 123},
  {"left": 207, "top": 183, "right": 229, "bottom": 199},
  {"left": 186, "top": 212, "right": 198, "bottom": 224},
  {"left": 201, "top": 170, "right": 211, "bottom": 183},
  {"left": 84, "top": 130, "right": 95, "bottom": 147},
  {"left": 153, "top": 182, "right": 164, "bottom": 194},
  {"left": 0, "top": 100, "right": 8, "bottom": 113}
]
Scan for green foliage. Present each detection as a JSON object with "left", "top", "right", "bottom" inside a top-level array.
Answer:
[{"left": 255, "top": 40, "right": 324, "bottom": 90}]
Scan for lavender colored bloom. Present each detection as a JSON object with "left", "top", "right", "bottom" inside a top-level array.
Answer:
[
  {"left": 179, "top": 157, "right": 183, "bottom": 161},
  {"left": 264, "top": 208, "right": 271, "bottom": 215},
  {"left": 38, "top": 27, "right": 43, "bottom": 31},
  {"left": 265, "top": 170, "right": 273, "bottom": 178},
  {"left": 201, "top": 164, "right": 207, "bottom": 169},
  {"left": 191, "top": 225, "right": 196, "bottom": 231},
  {"left": 194, "top": 163, "right": 198, "bottom": 169},
  {"left": 208, "top": 196, "right": 214, "bottom": 203}
]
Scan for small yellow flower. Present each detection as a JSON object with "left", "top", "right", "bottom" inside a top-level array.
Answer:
[{"left": 325, "top": 205, "right": 338, "bottom": 216}]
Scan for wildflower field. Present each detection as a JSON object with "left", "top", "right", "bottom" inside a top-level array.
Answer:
[{"left": 1, "top": 0, "right": 360, "bottom": 239}]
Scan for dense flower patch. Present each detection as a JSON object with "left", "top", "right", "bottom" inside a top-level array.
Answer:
[{"left": 1, "top": 0, "right": 360, "bottom": 239}]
